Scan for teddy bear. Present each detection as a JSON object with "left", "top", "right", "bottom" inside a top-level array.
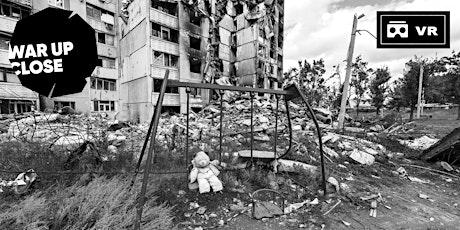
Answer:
[{"left": 189, "top": 151, "right": 223, "bottom": 193}]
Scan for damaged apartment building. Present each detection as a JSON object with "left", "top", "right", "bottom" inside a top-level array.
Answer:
[
  {"left": 0, "top": 0, "right": 119, "bottom": 117},
  {"left": 119, "top": 0, "right": 284, "bottom": 122}
]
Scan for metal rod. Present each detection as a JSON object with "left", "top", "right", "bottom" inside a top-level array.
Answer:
[
  {"left": 296, "top": 87, "right": 327, "bottom": 196},
  {"left": 131, "top": 71, "right": 167, "bottom": 186},
  {"left": 277, "top": 97, "right": 292, "bottom": 160},
  {"left": 167, "top": 80, "right": 295, "bottom": 95},
  {"left": 250, "top": 92, "right": 254, "bottom": 163},
  {"left": 274, "top": 95, "right": 279, "bottom": 159},
  {"left": 186, "top": 87, "right": 191, "bottom": 171},
  {"left": 134, "top": 70, "right": 169, "bottom": 230},
  {"left": 219, "top": 90, "right": 224, "bottom": 163}
]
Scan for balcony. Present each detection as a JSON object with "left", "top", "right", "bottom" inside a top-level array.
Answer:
[
  {"left": 151, "top": 37, "right": 179, "bottom": 55},
  {"left": 0, "top": 49, "right": 9, "bottom": 66},
  {"left": 92, "top": 66, "right": 118, "bottom": 80},
  {"left": 8, "top": 0, "right": 32, "bottom": 8},
  {"left": 0, "top": 16, "right": 18, "bottom": 34},
  {"left": 86, "top": 0, "right": 115, "bottom": 13},
  {"left": 86, "top": 17, "right": 114, "bottom": 34},
  {"left": 97, "top": 43, "right": 117, "bottom": 58},
  {"left": 151, "top": 66, "right": 179, "bottom": 81},
  {"left": 150, "top": 8, "right": 178, "bottom": 29},
  {"left": 152, "top": 92, "right": 179, "bottom": 106}
]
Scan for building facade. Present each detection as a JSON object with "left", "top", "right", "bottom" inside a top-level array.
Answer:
[
  {"left": 0, "top": 0, "right": 38, "bottom": 114},
  {"left": 0, "top": 0, "right": 284, "bottom": 122},
  {"left": 118, "top": 0, "right": 284, "bottom": 122}
]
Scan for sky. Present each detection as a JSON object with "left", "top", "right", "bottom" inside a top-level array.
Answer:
[{"left": 283, "top": 0, "right": 460, "bottom": 84}]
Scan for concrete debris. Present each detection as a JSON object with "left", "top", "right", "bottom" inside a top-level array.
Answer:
[
  {"left": 284, "top": 198, "right": 318, "bottom": 214},
  {"left": 253, "top": 201, "right": 283, "bottom": 219},
  {"left": 420, "top": 126, "right": 460, "bottom": 164},
  {"left": 274, "top": 159, "right": 317, "bottom": 174},
  {"left": 327, "top": 177, "right": 340, "bottom": 192},
  {"left": 349, "top": 149, "right": 375, "bottom": 165},
  {"left": 399, "top": 135, "right": 439, "bottom": 151}
]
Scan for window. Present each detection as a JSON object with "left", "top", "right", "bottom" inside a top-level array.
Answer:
[
  {"left": 189, "top": 57, "right": 201, "bottom": 73},
  {"left": 153, "top": 79, "right": 178, "bottom": 94},
  {"left": 91, "top": 77, "right": 116, "bottom": 91},
  {"left": 0, "top": 68, "right": 14, "bottom": 82},
  {"left": 190, "top": 12, "right": 201, "bottom": 26},
  {"left": 151, "top": 22, "right": 179, "bottom": 43},
  {"left": 189, "top": 36, "right": 201, "bottom": 50},
  {"left": 0, "top": 2, "right": 30, "bottom": 20},
  {"left": 93, "top": 100, "right": 116, "bottom": 112},
  {"left": 48, "top": 0, "right": 63, "bottom": 8},
  {"left": 152, "top": 51, "right": 178, "bottom": 67},
  {"left": 0, "top": 35, "right": 10, "bottom": 50},
  {"left": 96, "top": 32, "right": 115, "bottom": 46},
  {"left": 86, "top": 4, "right": 114, "bottom": 21},
  {"left": 190, "top": 88, "right": 201, "bottom": 98},
  {"left": 151, "top": 0, "right": 178, "bottom": 16},
  {"left": 97, "top": 56, "right": 116, "bottom": 69}
]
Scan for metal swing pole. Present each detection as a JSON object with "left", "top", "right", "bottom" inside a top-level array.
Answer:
[
  {"left": 274, "top": 95, "right": 279, "bottom": 159},
  {"left": 185, "top": 87, "right": 191, "bottom": 170},
  {"left": 131, "top": 70, "right": 169, "bottom": 187},
  {"left": 250, "top": 92, "right": 254, "bottom": 163},
  {"left": 134, "top": 70, "right": 169, "bottom": 230},
  {"left": 219, "top": 90, "right": 224, "bottom": 162}
]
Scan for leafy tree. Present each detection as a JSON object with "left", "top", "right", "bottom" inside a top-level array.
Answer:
[
  {"left": 283, "top": 59, "right": 328, "bottom": 107},
  {"left": 370, "top": 67, "right": 391, "bottom": 116},
  {"left": 400, "top": 57, "right": 443, "bottom": 121},
  {"left": 350, "top": 55, "right": 372, "bottom": 118},
  {"left": 439, "top": 51, "right": 460, "bottom": 120}
]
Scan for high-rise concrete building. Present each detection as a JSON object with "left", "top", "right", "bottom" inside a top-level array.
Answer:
[
  {"left": 118, "top": 0, "right": 284, "bottom": 122},
  {"left": 0, "top": 0, "right": 120, "bottom": 117},
  {"left": 0, "top": 0, "right": 38, "bottom": 114},
  {"left": 0, "top": 0, "right": 284, "bottom": 122}
]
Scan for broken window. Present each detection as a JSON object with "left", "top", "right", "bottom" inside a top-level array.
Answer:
[
  {"left": 48, "top": 0, "right": 63, "bottom": 8},
  {"left": 0, "top": 1, "right": 30, "bottom": 19},
  {"left": 152, "top": 23, "right": 161, "bottom": 37},
  {"left": 191, "top": 88, "right": 201, "bottom": 98},
  {"left": 162, "top": 27, "right": 171, "bottom": 41},
  {"left": 151, "top": 0, "right": 178, "bottom": 16},
  {"left": 189, "top": 35, "right": 201, "bottom": 50},
  {"left": 86, "top": 3, "right": 113, "bottom": 21},
  {"left": 97, "top": 32, "right": 105, "bottom": 43},
  {"left": 98, "top": 56, "right": 116, "bottom": 69},
  {"left": 153, "top": 51, "right": 178, "bottom": 67},
  {"left": 153, "top": 79, "right": 179, "bottom": 93},
  {"left": 106, "top": 34, "right": 114, "bottom": 46},
  {"left": 258, "top": 45, "right": 265, "bottom": 58},
  {"left": 189, "top": 57, "right": 201, "bottom": 73},
  {"left": 0, "top": 35, "right": 10, "bottom": 50},
  {"left": 92, "top": 78, "right": 116, "bottom": 91},
  {"left": 190, "top": 12, "right": 201, "bottom": 27}
]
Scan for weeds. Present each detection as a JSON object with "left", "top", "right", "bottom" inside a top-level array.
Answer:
[{"left": 0, "top": 176, "right": 174, "bottom": 230}]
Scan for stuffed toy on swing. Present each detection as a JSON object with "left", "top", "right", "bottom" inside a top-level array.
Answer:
[{"left": 188, "top": 151, "right": 223, "bottom": 193}]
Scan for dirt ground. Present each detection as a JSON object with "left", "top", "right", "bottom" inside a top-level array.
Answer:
[{"left": 154, "top": 108, "right": 460, "bottom": 230}]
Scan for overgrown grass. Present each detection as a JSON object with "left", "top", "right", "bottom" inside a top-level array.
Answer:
[{"left": 0, "top": 176, "right": 174, "bottom": 230}]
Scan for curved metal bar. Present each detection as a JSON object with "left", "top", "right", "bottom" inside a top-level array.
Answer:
[
  {"left": 251, "top": 188, "right": 286, "bottom": 219},
  {"left": 298, "top": 93, "right": 327, "bottom": 195},
  {"left": 277, "top": 96, "right": 292, "bottom": 160}
]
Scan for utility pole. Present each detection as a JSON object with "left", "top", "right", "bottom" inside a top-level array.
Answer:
[
  {"left": 338, "top": 14, "right": 362, "bottom": 129},
  {"left": 416, "top": 64, "right": 423, "bottom": 119}
]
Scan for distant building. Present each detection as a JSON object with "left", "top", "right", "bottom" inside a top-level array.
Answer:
[
  {"left": 118, "top": 0, "right": 284, "bottom": 122},
  {"left": 0, "top": 0, "right": 284, "bottom": 122},
  {"left": 0, "top": 0, "right": 38, "bottom": 114}
]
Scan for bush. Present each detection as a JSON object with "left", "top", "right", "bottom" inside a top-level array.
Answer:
[{"left": 0, "top": 176, "right": 174, "bottom": 230}]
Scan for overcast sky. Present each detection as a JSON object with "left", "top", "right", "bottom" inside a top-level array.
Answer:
[{"left": 283, "top": 0, "right": 460, "bottom": 83}]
